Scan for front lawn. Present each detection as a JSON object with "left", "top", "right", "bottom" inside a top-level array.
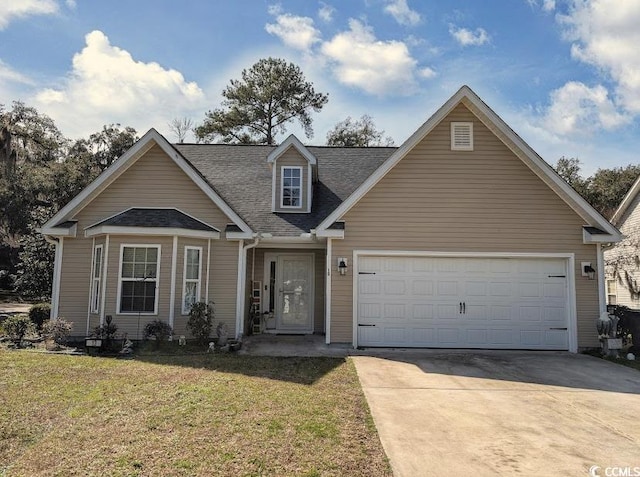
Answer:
[{"left": 0, "top": 351, "right": 390, "bottom": 476}]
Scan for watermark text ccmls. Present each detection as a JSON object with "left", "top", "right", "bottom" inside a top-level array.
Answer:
[{"left": 589, "top": 466, "right": 640, "bottom": 477}]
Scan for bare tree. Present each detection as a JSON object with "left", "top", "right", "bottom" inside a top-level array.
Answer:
[{"left": 168, "top": 117, "right": 194, "bottom": 143}]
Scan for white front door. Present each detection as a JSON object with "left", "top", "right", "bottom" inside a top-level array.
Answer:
[{"left": 276, "top": 254, "right": 314, "bottom": 333}]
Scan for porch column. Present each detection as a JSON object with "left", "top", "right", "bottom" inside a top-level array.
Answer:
[
  {"left": 169, "top": 235, "right": 178, "bottom": 329},
  {"left": 99, "top": 235, "right": 109, "bottom": 325}
]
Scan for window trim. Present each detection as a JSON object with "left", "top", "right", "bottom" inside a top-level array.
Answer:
[
  {"left": 116, "top": 244, "right": 161, "bottom": 316},
  {"left": 451, "top": 121, "right": 474, "bottom": 151},
  {"left": 606, "top": 278, "right": 617, "bottom": 305},
  {"left": 280, "top": 166, "right": 303, "bottom": 209},
  {"left": 182, "top": 246, "right": 203, "bottom": 315},
  {"left": 90, "top": 244, "right": 103, "bottom": 314}
]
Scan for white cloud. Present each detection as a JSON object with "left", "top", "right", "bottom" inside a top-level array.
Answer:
[
  {"left": 525, "top": 0, "right": 555, "bottom": 11},
  {"left": 321, "top": 19, "right": 429, "bottom": 95},
  {"left": 418, "top": 67, "right": 437, "bottom": 79},
  {"left": 541, "top": 81, "right": 630, "bottom": 136},
  {"left": 65, "top": 0, "right": 77, "bottom": 9},
  {"left": 265, "top": 12, "right": 321, "bottom": 51},
  {"left": 449, "top": 25, "right": 490, "bottom": 46},
  {"left": 0, "top": 60, "right": 33, "bottom": 85},
  {"left": 0, "top": 0, "right": 58, "bottom": 29},
  {"left": 384, "top": 0, "right": 421, "bottom": 26},
  {"left": 558, "top": 0, "right": 640, "bottom": 114},
  {"left": 33, "top": 30, "right": 205, "bottom": 139},
  {"left": 318, "top": 2, "right": 335, "bottom": 22}
]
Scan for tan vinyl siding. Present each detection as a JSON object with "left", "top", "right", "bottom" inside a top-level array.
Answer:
[
  {"left": 273, "top": 147, "right": 309, "bottom": 212},
  {"left": 330, "top": 103, "right": 600, "bottom": 348},
  {"left": 57, "top": 237, "right": 92, "bottom": 336},
  {"left": 56, "top": 144, "right": 239, "bottom": 337}
]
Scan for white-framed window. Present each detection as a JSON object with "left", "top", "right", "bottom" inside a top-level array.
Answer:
[
  {"left": 117, "top": 245, "right": 160, "bottom": 314},
  {"left": 607, "top": 279, "right": 617, "bottom": 305},
  {"left": 182, "top": 246, "right": 202, "bottom": 314},
  {"left": 90, "top": 244, "right": 103, "bottom": 314},
  {"left": 451, "top": 122, "right": 473, "bottom": 151},
  {"left": 281, "top": 166, "right": 302, "bottom": 208}
]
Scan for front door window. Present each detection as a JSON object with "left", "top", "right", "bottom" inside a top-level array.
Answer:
[{"left": 276, "top": 255, "right": 313, "bottom": 331}]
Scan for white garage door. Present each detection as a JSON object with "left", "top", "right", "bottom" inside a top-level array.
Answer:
[{"left": 357, "top": 255, "right": 569, "bottom": 350}]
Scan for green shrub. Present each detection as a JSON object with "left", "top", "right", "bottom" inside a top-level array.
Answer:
[
  {"left": 92, "top": 315, "right": 118, "bottom": 350},
  {"left": 3, "top": 314, "right": 34, "bottom": 347},
  {"left": 143, "top": 320, "right": 173, "bottom": 349},
  {"left": 187, "top": 301, "right": 214, "bottom": 344},
  {"left": 42, "top": 318, "right": 73, "bottom": 349},
  {"left": 29, "top": 302, "right": 51, "bottom": 330}
]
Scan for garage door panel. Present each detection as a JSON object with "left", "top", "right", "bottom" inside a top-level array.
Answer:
[
  {"left": 357, "top": 256, "right": 569, "bottom": 350},
  {"left": 466, "top": 304, "right": 488, "bottom": 320},
  {"left": 384, "top": 280, "right": 406, "bottom": 295},
  {"left": 359, "top": 302, "right": 381, "bottom": 320},
  {"left": 384, "top": 258, "right": 408, "bottom": 273},
  {"left": 412, "top": 258, "right": 435, "bottom": 272},
  {"left": 520, "top": 330, "right": 543, "bottom": 346},
  {"left": 359, "top": 279, "right": 380, "bottom": 295},
  {"left": 412, "top": 304, "right": 433, "bottom": 320},
  {"left": 467, "top": 329, "right": 488, "bottom": 345},
  {"left": 465, "top": 281, "right": 487, "bottom": 296},
  {"left": 489, "top": 305, "right": 512, "bottom": 321},
  {"left": 437, "top": 281, "right": 458, "bottom": 296},
  {"left": 490, "top": 282, "right": 511, "bottom": 296},
  {"left": 438, "top": 328, "right": 460, "bottom": 344},
  {"left": 411, "top": 328, "right": 434, "bottom": 344},
  {"left": 436, "top": 303, "right": 459, "bottom": 319},
  {"left": 412, "top": 280, "right": 434, "bottom": 295},
  {"left": 544, "top": 306, "right": 566, "bottom": 323},
  {"left": 518, "top": 306, "right": 543, "bottom": 322},
  {"left": 518, "top": 282, "right": 542, "bottom": 298},
  {"left": 383, "top": 303, "right": 406, "bottom": 320},
  {"left": 490, "top": 329, "right": 514, "bottom": 345}
]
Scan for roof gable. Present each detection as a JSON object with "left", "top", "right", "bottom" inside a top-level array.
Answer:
[
  {"left": 611, "top": 174, "right": 640, "bottom": 227},
  {"left": 42, "top": 128, "right": 252, "bottom": 236},
  {"left": 267, "top": 134, "right": 317, "bottom": 166},
  {"left": 316, "top": 85, "right": 621, "bottom": 242}
]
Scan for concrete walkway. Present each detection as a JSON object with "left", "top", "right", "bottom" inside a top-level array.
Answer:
[
  {"left": 352, "top": 351, "right": 640, "bottom": 477},
  {"left": 0, "top": 302, "right": 31, "bottom": 315}
]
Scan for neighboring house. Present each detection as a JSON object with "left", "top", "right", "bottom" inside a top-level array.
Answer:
[
  {"left": 41, "top": 86, "right": 621, "bottom": 351},
  {"left": 604, "top": 176, "right": 640, "bottom": 308}
]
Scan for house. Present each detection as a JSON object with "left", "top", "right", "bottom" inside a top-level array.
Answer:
[
  {"left": 604, "top": 176, "right": 640, "bottom": 307},
  {"left": 41, "top": 86, "right": 621, "bottom": 352}
]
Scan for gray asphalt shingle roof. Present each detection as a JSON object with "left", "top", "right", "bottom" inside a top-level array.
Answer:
[
  {"left": 173, "top": 144, "right": 395, "bottom": 236},
  {"left": 88, "top": 208, "right": 219, "bottom": 231}
]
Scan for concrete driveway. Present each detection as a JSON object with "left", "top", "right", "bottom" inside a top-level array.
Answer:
[{"left": 353, "top": 351, "right": 640, "bottom": 477}]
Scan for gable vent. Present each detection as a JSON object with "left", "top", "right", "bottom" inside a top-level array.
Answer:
[{"left": 451, "top": 122, "right": 473, "bottom": 151}]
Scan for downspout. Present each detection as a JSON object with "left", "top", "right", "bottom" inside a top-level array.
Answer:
[
  {"left": 597, "top": 243, "right": 606, "bottom": 315},
  {"left": 237, "top": 235, "right": 260, "bottom": 338},
  {"left": 43, "top": 234, "right": 62, "bottom": 320}
]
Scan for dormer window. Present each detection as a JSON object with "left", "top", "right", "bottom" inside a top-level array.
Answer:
[
  {"left": 281, "top": 166, "right": 302, "bottom": 208},
  {"left": 268, "top": 135, "right": 316, "bottom": 213}
]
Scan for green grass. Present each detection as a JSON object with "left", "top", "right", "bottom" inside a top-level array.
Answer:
[
  {"left": 604, "top": 355, "right": 640, "bottom": 371},
  {"left": 0, "top": 350, "right": 390, "bottom": 476}
]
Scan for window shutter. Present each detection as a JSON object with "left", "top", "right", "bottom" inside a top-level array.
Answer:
[{"left": 451, "top": 122, "right": 473, "bottom": 151}]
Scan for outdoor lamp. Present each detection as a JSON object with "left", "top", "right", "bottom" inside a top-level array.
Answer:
[
  {"left": 584, "top": 264, "right": 596, "bottom": 280},
  {"left": 338, "top": 258, "right": 348, "bottom": 276}
]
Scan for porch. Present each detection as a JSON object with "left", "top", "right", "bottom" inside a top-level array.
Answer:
[
  {"left": 244, "top": 247, "right": 326, "bottom": 336},
  {"left": 238, "top": 333, "right": 350, "bottom": 357}
]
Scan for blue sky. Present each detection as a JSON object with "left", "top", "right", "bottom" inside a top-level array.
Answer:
[{"left": 1, "top": 0, "right": 639, "bottom": 175}]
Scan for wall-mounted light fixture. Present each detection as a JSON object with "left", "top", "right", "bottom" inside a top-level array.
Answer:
[
  {"left": 582, "top": 262, "right": 596, "bottom": 280},
  {"left": 338, "top": 257, "right": 348, "bottom": 276}
]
